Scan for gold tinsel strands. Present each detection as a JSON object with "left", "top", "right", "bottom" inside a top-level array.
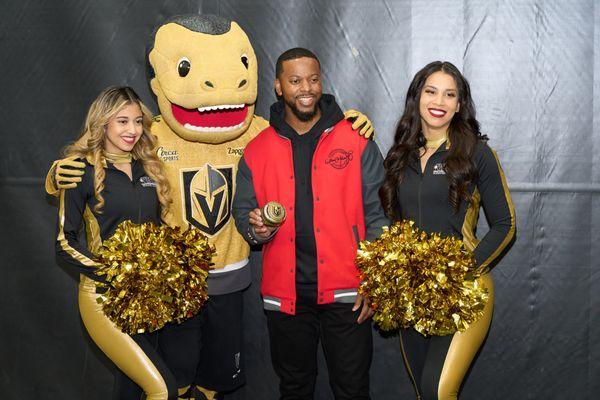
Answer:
[
  {"left": 356, "top": 220, "right": 488, "bottom": 336},
  {"left": 94, "top": 221, "right": 215, "bottom": 335}
]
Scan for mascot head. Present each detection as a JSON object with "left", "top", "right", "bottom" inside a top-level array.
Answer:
[{"left": 149, "top": 15, "right": 258, "bottom": 144}]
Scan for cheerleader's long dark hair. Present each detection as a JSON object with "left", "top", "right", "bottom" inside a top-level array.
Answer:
[{"left": 380, "top": 61, "right": 488, "bottom": 220}]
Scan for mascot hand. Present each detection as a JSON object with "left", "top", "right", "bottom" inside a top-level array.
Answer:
[
  {"left": 53, "top": 156, "right": 86, "bottom": 190},
  {"left": 344, "top": 109, "right": 375, "bottom": 139}
]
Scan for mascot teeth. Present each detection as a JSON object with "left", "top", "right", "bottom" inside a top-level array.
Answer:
[
  {"left": 197, "top": 104, "right": 245, "bottom": 112},
  {"left": 171, "top": 103, "right": 249, "bottom": 131},
  {"left": 183, "top": 121, "right": 245, "bottom": 132}
]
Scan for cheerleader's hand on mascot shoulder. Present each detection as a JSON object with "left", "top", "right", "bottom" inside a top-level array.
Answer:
[
  {"left": 344, "top": 109, "right": 375, "bottom": 139},
  {"left": 46, "top": 156, "right": 86, "bottom": 195}
]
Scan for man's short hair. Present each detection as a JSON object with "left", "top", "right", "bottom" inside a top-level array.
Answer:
[{"left": 275, "top": 48, "right": 321, "bottom": 78}]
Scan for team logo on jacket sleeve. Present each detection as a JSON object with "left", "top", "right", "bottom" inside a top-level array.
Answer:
[
  {"left": 325, "top": 149, "right": 353, "bottom": 169},
  {"left": 180, "top": 164, "right": 233, "bottom": 236}
]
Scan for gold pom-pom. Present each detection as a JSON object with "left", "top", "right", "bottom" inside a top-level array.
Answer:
[
  {"left": 94, "top": 221, "right": 215, "bottom": 334},
  {"left": 356, "top": 220, "right": 488, "bottom": 336}
]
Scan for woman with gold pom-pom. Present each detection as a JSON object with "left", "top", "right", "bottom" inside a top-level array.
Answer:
[
  {"left": 379, "top": 61, "right": 516, "bottom": 399},
  {"left": 54, "top": 86, "right": 178, "bottom": 399}
]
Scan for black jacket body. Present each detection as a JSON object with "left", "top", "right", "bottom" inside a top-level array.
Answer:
[
  {"left": 396, "top": 141, "right": 516, "bottom": 272},
  {"left": 56, "top": 158, "right": 161, "bottom": 282}
]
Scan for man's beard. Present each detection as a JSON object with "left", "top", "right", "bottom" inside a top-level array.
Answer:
[{"left": 286, "top": 97, "right": 319, "bottom": 122}]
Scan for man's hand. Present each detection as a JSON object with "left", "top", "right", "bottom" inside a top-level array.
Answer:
[
  {"left": 54, "top": 156, "right": 86, "bottom": 190},
  {"left": 344, "top": 109, "right": 374, "bottom": 139},
  {"left": 352, "top": 294, "right": 374, "bottom": 324},
  {"left": 249, "top": 208, "right": 278, "bottom": 238}
]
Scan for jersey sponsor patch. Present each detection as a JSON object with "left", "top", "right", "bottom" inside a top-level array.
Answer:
[
  {"left": 227, "top": 147, "right": 244, "bottom": 156},
  {"left": 156, "top": 146, "right": 179, "bottom": 162},
  {"left": 180, "top": 164, "right": 233, "bottom": 236},
  {"left": 432, "top": 163, "right": 446, "bottom": 175}
]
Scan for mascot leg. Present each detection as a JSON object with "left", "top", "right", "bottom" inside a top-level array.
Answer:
[
  {"left": 194, "top": 292, "right": 245, "bottom": 398},
  {"left": 159, "top": 315, "right": 203, "bottom": 399}
]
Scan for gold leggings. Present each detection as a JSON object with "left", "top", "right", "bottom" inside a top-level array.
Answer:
[
  {"left": 78, "top": 276, "right": 177, "bottom": 400},
  {"left": 400, "top": 273, "right": 494, "bottom": 400}
]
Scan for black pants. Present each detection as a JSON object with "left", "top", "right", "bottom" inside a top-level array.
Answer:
[
  {"left": 159, "top": 290, "right": 245, "bottom": 393},
  {"left": 266, "top": 290, "right": 372, "bottom": 400}
]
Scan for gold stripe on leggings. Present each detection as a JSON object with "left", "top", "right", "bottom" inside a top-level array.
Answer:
[
  {"left": 437, "top": 273, "right": 495, "bottom": 400},
  {"left": 78, "top": 275, "right": 170, "bottom": 400}
]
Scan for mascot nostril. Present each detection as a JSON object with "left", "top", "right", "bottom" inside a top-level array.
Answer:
[
  {"left": 238, "top": 79, "right": 247, "bottom": 88},
  {"left": 204, "top": 81, "right": 215, "bottom": 88}
]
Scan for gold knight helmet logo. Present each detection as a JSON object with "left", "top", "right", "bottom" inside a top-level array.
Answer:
[{"left": 181, "top": 164, "right": 233, "bottom": 236}]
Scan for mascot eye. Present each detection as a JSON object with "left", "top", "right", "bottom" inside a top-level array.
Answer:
[
  {"left": 241, "top": 54, "right": 249, "bottom": 69},
  {"left": 177, "top": 57, "right": 191, "bottom": 77}
]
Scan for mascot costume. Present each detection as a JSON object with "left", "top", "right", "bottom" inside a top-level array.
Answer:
[{"left": 47, "top": 14, "right": 373, "bottom": 400}]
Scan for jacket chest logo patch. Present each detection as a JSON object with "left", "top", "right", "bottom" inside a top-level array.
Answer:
[
  {"left": 139, "top": 176, "right": 157, "bottom": 187},
  {"left": 432, "top": 163, "right": 446, "bottom": 175},
  {"left": 325, "top": 149, "right": 353, "bottom": 169},
  {"left": 180, "top": 164, "right": 233, "bottom": 236}
]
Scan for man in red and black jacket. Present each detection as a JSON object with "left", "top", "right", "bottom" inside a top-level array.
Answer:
[{"left": 232, "top": 48, "right": 388, "bottom": 400}]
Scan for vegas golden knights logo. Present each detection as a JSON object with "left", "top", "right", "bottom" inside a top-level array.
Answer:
[{"left": 181, "top": 164, "right": 233, "bottom": 236}]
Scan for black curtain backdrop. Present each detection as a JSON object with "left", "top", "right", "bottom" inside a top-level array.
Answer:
[{"left": 1, "top": 0, "right": 598, "bottom": 399}]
